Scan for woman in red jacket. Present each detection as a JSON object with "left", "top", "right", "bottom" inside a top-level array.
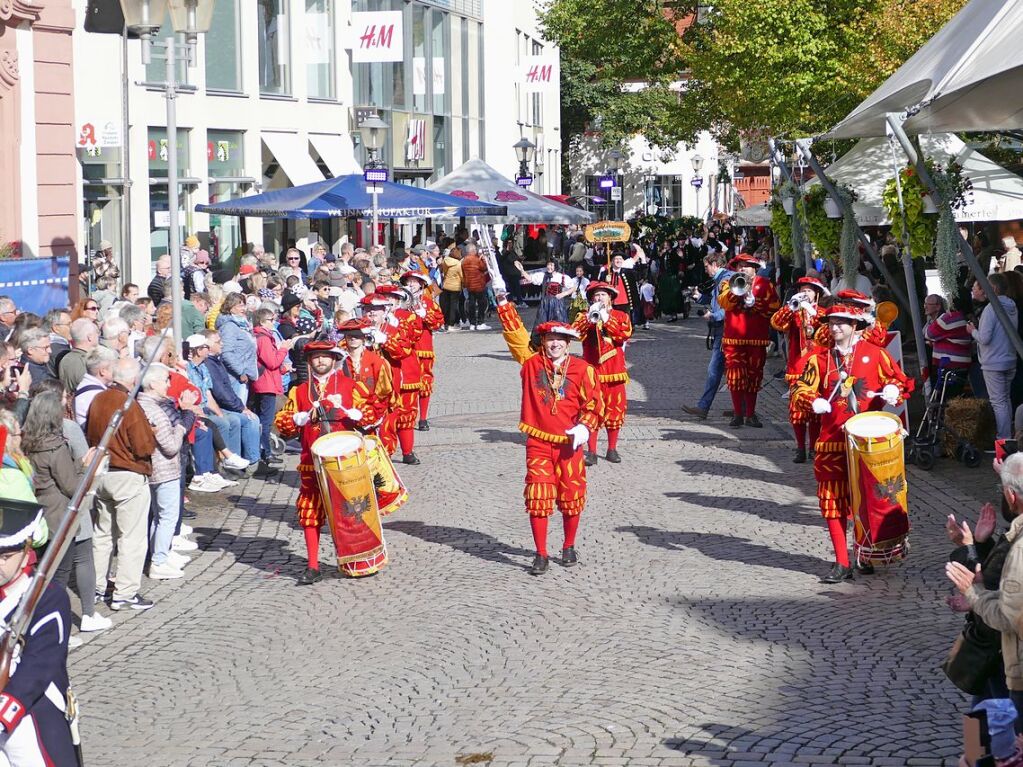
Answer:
[{"left": 252, "top": 308, "right": 297, "bottom": 462}]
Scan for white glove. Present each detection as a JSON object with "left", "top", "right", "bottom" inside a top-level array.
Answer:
[
  {"left": 414, "top": 304, "right": 427, "bottom": 317},
  {"left": 565, "top": 424, "right": 589, "bottom": 451},
  {"left": 881, "top": 384, "right": 900, "bottom": 406},
  {"left": 812, "top": 398, "right": 832, "bottom": 415},
  {"left": 598, "top": 306, "right": 610, "bottom": 322},
  {"left": 326, "top": 394, "right": 343, "bottom": 408},
  {"left": 344, "top": 407, "right": 363, "bottom": 422},
  {"left": 743, "top": 292, "right": 756, "bottom": 308},
  {"left": 799, "top": 301, "right": 815, "bottom": 314},
  {"left": 292, "top": 411, "right": 311, "bottom": 427},
  {"left": 386, "top": 314, "right": 399, "bottom": 327},
  {"left": 371, "top": 328, "right": 388, "bottom": 345}
]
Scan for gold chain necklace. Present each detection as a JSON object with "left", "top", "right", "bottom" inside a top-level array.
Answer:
[{"left": 543, "top": 355, "right": 568, "bottom": 415}]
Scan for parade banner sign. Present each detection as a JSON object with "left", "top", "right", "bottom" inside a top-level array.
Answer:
[
  {"left": 350, "top": 11, "right": 404, "bottom": 63},
  {"left": 585, "top": 221, "right": 631, "bottom": 243}
]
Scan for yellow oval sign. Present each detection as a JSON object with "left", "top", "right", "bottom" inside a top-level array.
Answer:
[{"left": 585, "top": 221, "right": 631, "bottom": 243}]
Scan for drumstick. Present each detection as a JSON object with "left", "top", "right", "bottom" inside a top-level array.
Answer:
[{"left": 826, "top": 371, "right": 848, "bottom": 403}]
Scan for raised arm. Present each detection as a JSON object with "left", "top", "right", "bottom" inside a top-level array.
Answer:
[{"left": 496, "top": 300, "right": 535, "bottom": 366}]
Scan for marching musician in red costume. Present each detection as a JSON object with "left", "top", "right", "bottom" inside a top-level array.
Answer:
[
  {"left": 791, "top": 304, "right": 909, "bottom": 583},
  {"left": 718, "top": 254, "right": 781, "bottom": 428},
  {"left": 335, "top": 317, "right": 394, "bottom": 439},
  {"left": 274, "top": 341, "right": 379, "bottom": 585},
  {"left": 770, "top": 274, "right": 829, "bottom": 463},
  {"left": 399, "top": 271, "right": 445, "bottom": 431},
  {"left": 495, "top": 293, "right": 603, "bottom": 576},
  {"left": 363, "top": 286, "right": 423, "bottom": 465},
  {"left": 571, "top": 280, "right": 633, "bottom": 466}
]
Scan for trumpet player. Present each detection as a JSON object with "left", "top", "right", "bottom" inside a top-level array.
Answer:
[
  {"left": 572, "top": 281, "right": 633, "bottom": 465},
  {"left": 399, "top": 271, "right": 444, "bottom": 431},
  {"left": 718, "top": 254, "right": 781, "bottom": 428},
  {"left": 771, "top": 274, "right": 829, "bottom": 462}
]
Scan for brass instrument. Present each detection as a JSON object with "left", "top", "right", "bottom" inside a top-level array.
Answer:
[{"left": 729, "top": 273, "right": 749, "bottom": 297}]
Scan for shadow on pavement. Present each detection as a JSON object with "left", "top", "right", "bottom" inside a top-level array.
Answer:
[
  {"left": 664, "top": 490, "right": 821, "bottom": 527},
  {"left": 387, "top": 520, "right": 533, "bottom": 570},
  {"left": 198, "top": 530, "right": 301, "bottom": 578},
  {"left": 476, "top": 427, "right": 527, "bottom": 445},
  {"left": 617, "top": 525, "right": 826, "bottom": 575}
]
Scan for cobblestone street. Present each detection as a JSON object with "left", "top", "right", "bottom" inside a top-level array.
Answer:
[{"left": 70, "top": 311, "right": 981, "bottom": 767}]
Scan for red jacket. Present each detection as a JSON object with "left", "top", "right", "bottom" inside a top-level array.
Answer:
[
  {"left": 719, "top": 275, "right": 780, "bottom": 347},
  {"left": 460, "top": 254, "right": 489, "bottom": 293},
  {"left": 771, "top": 303, "right": 825, "bottom": 378},
  {"left": 252, "top": 326, "right": 289, "bottom": 395},
  {"left": 572, "top": 308, "right": 632, "bottom": 384},
  {"left": 414, "top": 296, "right": 445, "bottom": 359}
]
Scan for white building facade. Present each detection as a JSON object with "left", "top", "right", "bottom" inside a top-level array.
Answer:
[{"left": 72, "top": 0, "right": 561, "bottom": 287}]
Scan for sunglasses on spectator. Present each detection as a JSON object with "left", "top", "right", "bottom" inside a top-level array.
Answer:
[
  {"left": 287, "top": 256, "right": 301, "bottom": 262},
  {"left": 85, "top": 305, "right": 99, "bottom": 312}
]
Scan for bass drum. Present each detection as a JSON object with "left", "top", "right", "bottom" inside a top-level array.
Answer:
[
  {"left": 310, "top": 431, "right": 387, "bottom": 577},
  {"left": 364, "top": 434, "right": 409, "bottom": 516}
]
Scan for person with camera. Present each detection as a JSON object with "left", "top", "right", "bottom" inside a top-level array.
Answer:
[
  {"left": 682, "top": 253, "right": 733, "bottom": 420},
  {"left": 572, "top": 281, "right": 633, "bottom": 466},
  {"left": 717, "top": 254, "right": 780, "bottom": 428},
  {"left": 771, "top": 273, "right": 829, "bottom": 462}
]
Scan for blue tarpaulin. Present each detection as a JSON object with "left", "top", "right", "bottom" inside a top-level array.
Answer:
[
  {"left": 195, "top": 174, "right": 508, "bottom": 219},
  {"left": 0, "top": 257, "right": 70, "bottom": 315}
]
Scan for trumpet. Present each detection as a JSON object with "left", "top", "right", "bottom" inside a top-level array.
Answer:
[
  {"left": 729, "top": 273, "right": 749, "bottom": 297},
  {"left": 587, "top": 303, "right": 604, "bottom": 323}
]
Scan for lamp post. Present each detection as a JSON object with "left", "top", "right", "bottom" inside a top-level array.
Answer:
[
  {"left": 608, "top": 149, "right": 624, "bottom": 220},
  {"left": 691, "top": 152, "right": 705, "bottom": 221},
  {"left": 360, "top": 114, "right": 389, "bottom": 249},
  {"left": 122, "top": 0, "right": 213, "bottom": 350},
  {"left": 513, "top": 136, "right": 536, "bottom": 187}
]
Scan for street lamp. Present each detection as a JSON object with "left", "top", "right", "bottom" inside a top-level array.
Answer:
[
  {"left": 513, "top": 137, "right": 536, "bottom": 186},
  {"left": 360, "top": 115, "right": 389, "bottom": 248},
  {"left": 121, "top": 0, "right": 213, "bottom": 350},
  {"left": 691, "top": 152, "right": 705, "bottom": 220},
  {"left": 609, "top": 149, "right": 623, "bottom": 219}
]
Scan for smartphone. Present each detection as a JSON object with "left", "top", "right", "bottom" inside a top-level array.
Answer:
[{"left": 995, "top": 439, "right": 1018, "bottom": 461}]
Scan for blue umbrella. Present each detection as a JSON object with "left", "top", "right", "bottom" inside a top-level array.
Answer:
[{"left": 195, "top": 174, "right": 508, "bottom": 219}]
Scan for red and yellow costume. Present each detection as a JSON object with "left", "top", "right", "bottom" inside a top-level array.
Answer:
[
  {"left": 497, "top": 300, "right": 602, "bottom": 563},
  {"left": 718, "top": 260, "right": 780, "bottom": 418},
  {"left": 274, "top": 371, "right": 378, "bottom": 530},
  {"left": 371, "top": 286, "right": 424, "bottom": 458},
  {"left": 401, "top": 273, "right": 445, "bottom": 424},
  {"left": 337, "top": 318, "right": 394, "bottom": 436},
  {"left": 791, "top": 309, "right": 909, "bottom": 569},
  {"left": 771, "top": 277, "right": 828, "bottom": 453},
  {"left": 572, "top": 281, "right": 633, "bottom": 457}
]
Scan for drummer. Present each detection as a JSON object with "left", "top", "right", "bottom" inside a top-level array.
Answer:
[
  {"left": 791, "top": 304, "right": 910, "bottom": 584},
  {"left": 336, "top": 317, "right": 394, "bottom": 438},
  {"left": 274, "top": 340, "right": 381, "bottom": 585}
]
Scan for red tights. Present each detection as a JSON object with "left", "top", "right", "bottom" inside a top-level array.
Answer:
[
  {"left": 826, "top": 516, "right": 850, "bottom": 567},
  {"left": 398, "top": 428, "right": 415, "bottom": 455},
  {"left": 587, "top": 428, "right": 621, "bottom": 453},
  {"left": 419, "top": 395, "right": 431, "bottom": 421},
  {"left": 530, "top": 514, "right": 581, "bottom": 558},
  {"left": 730, "top": 391, "right": 759, "bottom": 417},
  {"left": 304, "top": 527, "right": 320, "bottom": 570}
]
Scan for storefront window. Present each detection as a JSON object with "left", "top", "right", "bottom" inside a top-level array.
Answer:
[
  {"left": 412, "top": 4, "right": 427, "bottom": 112},
  {"left": 432, "top": 10, "right": 447, "bottom": 115},
  {"left": 258, "top": 0, "right": 291, "bottom": 95},
  {"left": 207, "top": 130, "right": 245, "bottom": 264},
  {"left": 433, "top": 116, "right": 447, "bottom": 180},
  {"left": 147, "top": 128, "right": 192, "bottom": 261},
  {"left": 205, "top": 0, "right": 242, "bottom": 92},
  {"left": 306, "top": 0, "right": 335, "bottom": 100}
]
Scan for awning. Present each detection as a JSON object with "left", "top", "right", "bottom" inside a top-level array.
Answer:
[
  {"left": 309, "top": 133, "right": 361, "bottom": 178},
  {"left": 262, "top": 132, "right": 325, "bottom": 186}
]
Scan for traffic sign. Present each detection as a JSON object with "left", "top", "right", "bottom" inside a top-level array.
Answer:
[
  {"left": 610, "top": 187, "right": 622, "bottom": 201},
  {"left": 690, "top": 177, "right": 704, "bottom": 188},
  {"left": 515, "top": 175, "right": 533, "bottom": 187}
]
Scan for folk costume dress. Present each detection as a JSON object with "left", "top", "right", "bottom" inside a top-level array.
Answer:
[
  {"left": 791, "top": 318, "right": 909, "bottom": 569},
  {"left": 572, "top": 281, "right": 633, "bottom": 456},
  {"left": 496, "top": 302, "right": 602, "bottom": 523},
  {"left": 532, "top": 270, "right": 571, "bottom": 325},
  {"left": 718, "top": 267, "right": 781, "bottom": 419}
]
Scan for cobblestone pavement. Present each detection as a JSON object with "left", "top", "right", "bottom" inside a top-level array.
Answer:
[{"left": 69, "top": 311, "right": 985, "bottom": 767}]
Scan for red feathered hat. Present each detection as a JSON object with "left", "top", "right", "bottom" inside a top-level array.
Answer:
[
  {"left": 535, "top": 321, "right": 580, "bottom": 340},
  {"left": 797, "top": 276, "right": 830, "bottom": 296},
  {"left": 399, "top": 271, "right": 432, "bottom": 286},
  {"left": 729, "top": 254, "right": 762, "bottom": 271},
  {"left": 825, "top": 304, "right": 871, "bottom": 327},
  {"left": 584, "top": 280, "right": 619, "bottom": 300},
  {"left": 358, "top": 294, "right": 390, "bottom": 310},
  {"left": 834, "top": 289, "right": 876, "bottom": 310},
  {"left": 304, "top": 340, "right": 345, "bottom": 359},
  {"left": 336, "top": 317, "right": 373, "bottom": 335}
]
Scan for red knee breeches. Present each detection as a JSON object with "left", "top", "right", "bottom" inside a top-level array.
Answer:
[
  {"left": 296, "top": 466, "right": 326, "bottom": 528},
  {"left": 601, "top": 381, "right": 627, "bottom": 430},
  {"left": 723, "top": 344, "right": 767, "bottom": 394},
  {"left": 813, "top": 443, "right": 850, "bottom": 520},
  {"left": 523, "top": 436, "right": 587, "bottom": 518}
]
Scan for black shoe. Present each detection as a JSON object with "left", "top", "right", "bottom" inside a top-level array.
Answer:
[
  {"left": 561, "top": 547, "right": 578, "bottom": 567},
  {"left": 605, "top": 449, "right": 621, "bottom": 463},
  {"left": 820, "top": 564, "right": 855, "bottom": 584},
  {"left": 297, "top": 567, "right": 323, "bottom": 586},
  {"left": 856, "top": 563, "right": 875, "bottom": 575},
  {"left": 529, "top": 555, "right": 549, "bottom": 575},
  {"left": 181, "top": 509, "right": 197, "bottom": 520},
  {"left": 793, "top": 448, "right": 807, "bottom": 464},
  {"left": 808, "top": 448, "right": 816, "bottom": 459},
  {"left": 263, "top": 454, "right": 283, "bottom": 466},
  {"left": 682, "top": 405, "right": 708, "bottom": 420},
  {"left": 584, "top": 452, "right": 597, "bottom": 467},
  {"left": 253, "top": 460, "right": 279, "bottom": 478},
  {"left": 110, "top": 593, "right": 154, "bottom": 611},
  {"left": 746, "top": 414, "right": 763, "bottom": 428},
  {"left": 417, "top": 420, "right": 430, "bottom": 431},
  {"left": 729, "top": 415, "right": 744, "bottom": 428},
  {"left": 402, "top": 452, "right": 421, "bottom": 465}
]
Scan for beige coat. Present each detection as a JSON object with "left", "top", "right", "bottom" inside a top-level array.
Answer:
[{"left": 969, "top": 513, "right": 1023, "bottom": 689}]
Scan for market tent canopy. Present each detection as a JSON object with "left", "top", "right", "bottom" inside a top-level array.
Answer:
[
  {"left": 803, "top": 133, "right": 1023, "bottom": 225},
  {"left": 195, "top": 174, "right": 508, "bottom": 219},
  {"left": 429, "top": 159, "right": 595, "bottom": 224},
  {"left": 828, "top": 0, "right": 1023, "bottom": 138}
]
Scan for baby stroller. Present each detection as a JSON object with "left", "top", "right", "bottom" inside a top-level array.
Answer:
[{"left": 907, "top": 362, "right": 981, "bottom": 470}]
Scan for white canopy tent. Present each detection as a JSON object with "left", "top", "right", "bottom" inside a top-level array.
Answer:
[
  {"left": 737, "top": 133, "right": 1023, "bottom": 227},
  {"left": 828, "top": 0, "right": 1023, "bottom": 139},
  {"left": 428, "top": 159, "right": 595, "bottom": 224}
]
